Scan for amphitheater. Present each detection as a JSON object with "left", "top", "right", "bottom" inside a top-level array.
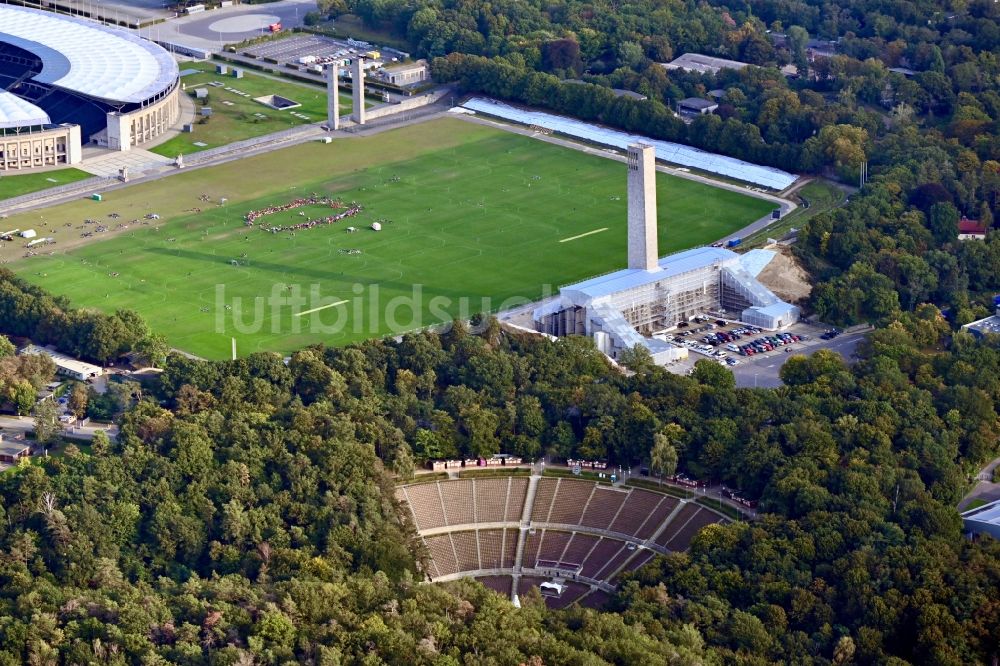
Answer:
[
  {"left": 0, "top": 5, "right": 180, "bottom": 171},
  {"left": 397, "top": 473, "right": 730, "bottom": 608}
]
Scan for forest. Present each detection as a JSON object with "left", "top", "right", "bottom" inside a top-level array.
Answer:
[{"left": 0, "top": 308, "right": 997, "bottom": 663}]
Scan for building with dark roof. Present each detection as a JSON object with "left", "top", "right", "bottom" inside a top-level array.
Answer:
[{"left": 677, "top": 98, "right": 718, "bottom": 116}]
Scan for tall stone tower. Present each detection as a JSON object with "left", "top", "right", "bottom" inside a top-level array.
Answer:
[
  {"left": 326, "top": 62, "right": 340, "bottom": 130},
  {"left": 351, "top": 57, "right": 366, "bottom": 125},
  {"left": 627, "top": 143, "right": 658, "bottom": 271}
]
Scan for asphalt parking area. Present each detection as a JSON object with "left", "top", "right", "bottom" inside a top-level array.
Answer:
[
  {"left": 663, "top": 321, "right": 869, "bottom": 387},
  {"left": 729, "top": 326, "right": 867, "bottom": 388}
]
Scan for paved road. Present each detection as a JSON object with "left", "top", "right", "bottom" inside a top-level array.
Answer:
[
  {"left": 958, "top": 455, "right": 1000, "bottom": 511},
  {"left": 134, "top": 0, "right": 317, "bottom": 51}
]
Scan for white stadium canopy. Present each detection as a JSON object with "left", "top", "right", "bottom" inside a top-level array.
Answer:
[
  {"left": 0, "top": 91, "right": 50, "bottom": 128},
  {"left": 461, "top": 97, "right": 798, "bottom": 190},
  {"left": 0, "top": 5, "right": 178, "bottom": 105}
]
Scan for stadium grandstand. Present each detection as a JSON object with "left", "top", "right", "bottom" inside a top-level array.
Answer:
[
  {"left": 0, "top": 5, "right": 179, "bottom": 171},
  {"left": 397, "top": 475, "right": 731, "bottom": 608}
]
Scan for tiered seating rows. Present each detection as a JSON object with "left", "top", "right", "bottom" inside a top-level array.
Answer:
[
  {"left": 547, "top": 480, "right": 595, "bottom": 525},
  {"left": 536, "top": 530, "right": 571, "bottom": 567},
  {"left": 451, "top": 531, "right": 480, "bottom": 571},
  {"left": 580, "top": 487, "right": 629, "bottom": 530},
  {"left": 475, "top": 478, "right": 510, "bottom": 523},
  {"left": 478, "top": 575, "right": 513, "bottom": 597},
  {"left": 546, "top": 581, "right": 591, "bottom": 609},
  {"left": 424, "top": 534, "right": 457, "bottom": 578},
  {"left": 613, "top": 550, "right": 654, "bottom": 582},
  {"left": 530, "top": 478, "right": 558, "bottom": 522},
  {"left": 502, "top": 528, "right": 517, "bottom": 567},
  {"left": 665, "top": 507, "right": 720, "bottom": 551},
  {"left": 479, "top": 529, "right": 504, "bottom": 569},
  {"left": 402, "top": 484, "right": 446, "bottom": 530},
  {"left": 441, "top": 480, "right": 476, "bottom": 525},
  {"left": 580, "top": 538, "right": 624, "bottom": 578},
  {"left": 561, "top": 533, "right": 600, "bottom": 567},
  {"left": 654, "top": 503, "right": 699, "bottom": 547},
  {"left": 405, "top": 478, "right": 530, "bottom": 530},
  {"left": 610, "top": 489, "right": 664, "bottom": 536},
  {"left": 636, "top": 495, "right": 680, "bottom": 539}
]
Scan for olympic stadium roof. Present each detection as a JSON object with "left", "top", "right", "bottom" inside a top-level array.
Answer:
[
  {"left": 461, "top": 97, "right": 798, "bottom": 190},
  {"left": 0, "top": 5, "right": 177, "bottom": 105},
  {"left": 0, "top": 91, "right": 50, "bottom": 128}
]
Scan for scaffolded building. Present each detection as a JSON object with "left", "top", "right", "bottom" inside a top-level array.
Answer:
[{"left": 534, "top": 143, "right": 799, "bottom": 365}]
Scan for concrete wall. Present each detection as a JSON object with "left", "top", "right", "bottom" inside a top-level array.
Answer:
[
  {"left": 123, "top": 83, "right": 181, "bottom": 148},
  {"left": 0, "top": 124, "right": 79, "bottom": 171},
  {"left": 364, "top": 89, "right": 449, "bottom": 122}
]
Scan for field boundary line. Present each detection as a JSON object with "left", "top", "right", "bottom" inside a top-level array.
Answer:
[
  {"left": 293, "top": 300, "right": 349, "bottom": 316},
  {"left": 559, "top": 227, "right": 608, "bottom": 243}
]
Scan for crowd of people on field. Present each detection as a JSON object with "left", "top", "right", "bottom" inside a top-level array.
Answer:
[{"left": 244, "top": 195, "right": 363, "bottom": 234}]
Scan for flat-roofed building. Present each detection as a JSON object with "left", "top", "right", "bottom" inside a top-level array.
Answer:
[
  {"left": 0, "top": 438, "right": 30, "bottom": 464},
  {"left": 961, "top": 499, "right": 1000, "bottom": 540},
  {"left": 962, "top": 307, "right": 1000, "bottom": 339},
  {"left": 383, "top": 59, "right": 428, "bottom": 86},
  {"left": 677, "top": 98, "right": 719, "bottom": 116},
  {"left": 662, "top": 53, "right": 749, "bottom": 76},
  {"left": 20, "top": 344, "right": 103, "bottom": 381}
]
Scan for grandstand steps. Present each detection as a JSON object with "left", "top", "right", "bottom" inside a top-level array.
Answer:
[
  {"left": 644, "top": 499, "right": 688, "bottom": 550},
  {"left": 514, "top": 473, "right": 541, "bottom": 573}
]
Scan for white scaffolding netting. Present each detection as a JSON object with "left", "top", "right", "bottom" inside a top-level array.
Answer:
[{"left": 462, "top": 97, "right": 797, "bottom": 190}]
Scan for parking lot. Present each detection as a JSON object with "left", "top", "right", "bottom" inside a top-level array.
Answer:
[
  {"left": 663, "top": 319, "right": 869, "bottom": 387},
  {"left": 241, "top": 34, "right": 410, "bottom": 74}
]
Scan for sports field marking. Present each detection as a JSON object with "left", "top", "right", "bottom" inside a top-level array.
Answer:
[
  {"left": 559, "top": 228, "right": 608, "bottom": 243},
  {"left": 293, "top": 300, "right": 348, "bottom": 317}
]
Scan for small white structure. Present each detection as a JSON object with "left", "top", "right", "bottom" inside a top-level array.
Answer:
[
  {"left": 20, "top": 344, "right": 103, "bottom": 380},
  {"left": 20, "top": 229, "right": 36, "bottom": 239},
  {"left": 383, "top": 60, "right": 429, "bottom": 86},
  {"left": 371, "top": 222, "right": 382, "bottom": 231},
  {"left": 539, "top": 581, "right": 566, "bottom": 597}
]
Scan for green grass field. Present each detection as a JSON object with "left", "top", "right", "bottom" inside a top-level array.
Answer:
[
  {"left": 151, "top": 61, "right": 372, "bottom": 157},
  {"left": 0, "top": 168, "right": 92, "bottom": 201},
  {"left": 8, "top": 118, "right": 771, "bottom": 359}
]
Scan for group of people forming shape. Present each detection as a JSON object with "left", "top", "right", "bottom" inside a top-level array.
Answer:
[{"left": 244, "top": 195, "right": 363, "bottom": 234}]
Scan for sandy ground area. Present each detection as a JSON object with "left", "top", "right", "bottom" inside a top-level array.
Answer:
[{"left": 756, "top": 246, "right": 811, "bottom": 304}]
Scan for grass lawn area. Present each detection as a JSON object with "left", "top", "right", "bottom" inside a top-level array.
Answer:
[
  {"left": 6, "top": 118, "right": 772, "bottom": 359},
  {"left": 150, "top": 61, "right": 371, "bottom": 157},
  {"left": 0, "top": 168, "right": 92, "bottom": 201},
  {"left": 964, "top": 498, "right": 988, "bottom": 511}
]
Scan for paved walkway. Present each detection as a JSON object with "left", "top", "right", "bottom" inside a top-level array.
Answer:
[
  {"left": 959, "top": 455, "right": 1000, "bottom": 511},
  {"left": 77, "top": 149, "right": 175, "bottom": 178}
]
